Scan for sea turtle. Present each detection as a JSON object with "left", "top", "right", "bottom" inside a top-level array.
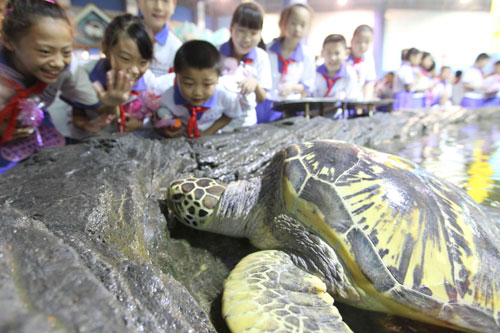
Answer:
[{"left": 167, "top": 140, "right": 500, "bottom": 332}]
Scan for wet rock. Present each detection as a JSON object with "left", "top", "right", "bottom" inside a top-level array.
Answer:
[{"left": 0, "top": 106, "right": 498, "bottom": 332}]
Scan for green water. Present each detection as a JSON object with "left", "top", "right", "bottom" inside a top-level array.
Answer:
[{"left": 397, "top": 122, "right": 500, "bottom": 208}]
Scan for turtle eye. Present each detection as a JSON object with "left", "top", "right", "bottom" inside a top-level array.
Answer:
[{"left": 171, "top": 193, "right": 184, "bottom": 202}]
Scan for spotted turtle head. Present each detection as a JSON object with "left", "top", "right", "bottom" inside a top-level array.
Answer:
[{"left": 167, "top": 177, "right": 227, "bottom": 229}]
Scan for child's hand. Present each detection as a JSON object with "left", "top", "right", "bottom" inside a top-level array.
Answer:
[
  {"left": 11, "top": 126, "right": 34, "bottom": 140},
  {"left": 155, "top": 125, "right": 184, "bottom": 138},
  {"left": 279, "top": 83, "right": 294, "bottom": 97},
  {"left": 124, "top": 115, "right": 143, "bottom": 133},
  {"left": 93, "top": 69, "right": 135, "bottom": 107},
  {"left": 73, "top": 111, "right": 115, "bottom": 133},
  {"left": 238, "top": 77, "right": 258, "bottom": 95}
]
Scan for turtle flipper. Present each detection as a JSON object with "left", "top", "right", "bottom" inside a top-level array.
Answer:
[{"left": 222, "top": 250, "right": 352, "bottom": 332}]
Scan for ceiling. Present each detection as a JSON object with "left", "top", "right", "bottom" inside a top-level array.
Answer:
[{"left": 179, "top": 0, "right": 492, "bottom": 17}]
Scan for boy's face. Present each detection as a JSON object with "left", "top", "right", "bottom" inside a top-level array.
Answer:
[
  {"left": 322, "top": 42, "right": 347, "bottom": 74},
  {"left": 3, "top": 17, "right": 73, "bottom": 84},
  {"left": 409, "top": 52, "right": 422, "bottom": 66},
  {"left": 351, "top": 30, "right": 372, "bottom": 58},
  {"left": 441, "top": 68, "right": 451, "bottom": 80},
  {"left": 176, "top": 67, "right": 219, "bottom": 106},
  {"left": 230, "top": 24, "right": 261, "bottom": 58},
  {"left": 105, "top": 34, "right": 150, "bottom": 83},
  {"left": 137, "top": 0, "right": 176, "bottom": 35},
  {"left": 282, "top": 6, "right": 310, "bottom": 43}
]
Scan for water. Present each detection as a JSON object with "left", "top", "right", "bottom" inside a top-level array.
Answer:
[{"left": 397, "top": 122, "right": 500, "bottom": 209}]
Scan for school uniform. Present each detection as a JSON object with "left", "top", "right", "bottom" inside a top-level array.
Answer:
[
  {"left": 149, "top": 24, "right": 182, "bottom": 77},
  {"left": 393, "top": 61, "right": 417, "bottom": 110},
  {"left": 413, "top": 68, "right": 433, "bottom": 108},
  {"left": 256, "top": 38, "right": 316, "bottom": 123},
  {"left": 461, "top": 66, "right": 485, "bottom": 108},
  {"left": 430, "top": 78, "right": 453, "bottom": 106},
  {"left": 156, "top": 83, "right": 242, "bottom": 137},
  {"left": 483, "top": 74, "right": 500, "bottom": 107},
  {"left": 313, "top": 63, "right": 359, "bottom": 99},
  {"left": 345, "top": 53, "right": 376, "bottom": 98},
  {"left": 219, "top": 41, "right": 272, "bottom": 130},
  {"left": 0, "top": 48, "right": 100, "bottom": 173}
]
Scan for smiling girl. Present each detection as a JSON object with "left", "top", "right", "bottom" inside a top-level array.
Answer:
[
  {"left": 219, "top": 1, "right": 271, "bottom": 130},
  {"left": 72, "top": 14, "right": 155, "bottom": 135},
  {"left": 0, "top": 0, "right": 100, "bottom": 173}
]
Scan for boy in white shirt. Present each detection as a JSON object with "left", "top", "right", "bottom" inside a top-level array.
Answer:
[
  {"left": 313, "top": 34, "right": 359, "bottom": 99},
  {"left": 155, "top": 40, "right": 242, "bottom": 138},
  {"left": 461, "top": 53, "right": 490, "bottom": 108}
]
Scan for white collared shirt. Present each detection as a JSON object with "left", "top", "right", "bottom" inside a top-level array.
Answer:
[
  {"left": 313, "top": 63, "right": 360, "bottom": 99},
  {"left": 157, "top": 84, "right": 242, "bottom": 132},
  {"left": 462, "top": 66, "right": 485, "bottom": 99}
]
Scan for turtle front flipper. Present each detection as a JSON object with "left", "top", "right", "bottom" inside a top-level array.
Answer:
[{"left": 222, "top": 250, "right": 352, "bottom": 332}]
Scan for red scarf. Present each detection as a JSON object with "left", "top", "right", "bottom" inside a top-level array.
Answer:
[
  {"left": 243, "top": 58, "right": 253, "bottom": 65},
  {"left": 322, "top": 75, "right": 341, "bottom": 97},
  {"left": 118, "top": 90, "right": 139, "bottom": 133},
  {"left": 352, "top": 57, "right": 363, "bottom": 65},
  {"left": 277, "top": 53, "right": 295, "bottom": 76},
  {"left": 185, "top": 105, "right": 209, "bottom": 138},
  {"left": 0, "top": 81, "right": 47, "bottom": 144}
]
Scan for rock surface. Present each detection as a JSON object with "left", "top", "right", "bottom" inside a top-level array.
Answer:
[{"left": 1, "top": 107, "right": 499, "bottom": 332}]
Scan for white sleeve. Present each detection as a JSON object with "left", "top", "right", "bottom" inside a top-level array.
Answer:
[
  {"left": 220, "top": 88, "right": 242, "bottom": 119},
  {"left": 365, "top": 56, "right": 377, "bottom": 82},
  {"left": 399, "top": 66, "right": 414, "bottom": 86},
  {"left": 301, "top": 51, "right": 317, "bottom": 93},
  {"left": 313, "top": 72, "right": 325, "bottom": 97},
  {"left": 59, "top": 66, "right": 100, "bottom": 107},
  {"left": 257, "top": 50, "right": 272, "bottom": 90},
  {"left": 345, "top": 67, "right": 361, "bottom": 99}
]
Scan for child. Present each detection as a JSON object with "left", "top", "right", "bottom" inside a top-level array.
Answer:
[
  {"left": 72, "top": 14, "right": 156, "bottom": 136},
  {"left": 392, "top": 47, "right": 422, "bottom": 110},
  {"left": 155, "top": 40, "right": 242, "bottom": 138},
  {"left": 136, "top": 0, "right": 181, "bottom": 77},
  {"left": 461, "top": 53, "right": 491, "bottom": 108},
  {"left": 219, "top": 1, "right": 271, "bottom": 130},
  {"left": 414, "top": 51, "right": 435, "bottom": 108},
  {"left": 313, "top": 34, "right": 359, "bottom": 99},
  {"left": 483, "top": 60, "right": 500, "bottom": 107},
  {"left": 346, "top": 25, "right": 376, "bottom": 100},
  {"left": 257, "top": 1, "right": 315, "bottom": 123},
  {"left": 431, "top": 66, "right": 453, "bottom": 107},
  {"left": 0, "top": 0, "right": 99, "bottom": 173}
]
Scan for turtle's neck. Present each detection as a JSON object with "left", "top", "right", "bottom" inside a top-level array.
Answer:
[{"left": 211, "top": 178, "right": 264, "bottom": 238}]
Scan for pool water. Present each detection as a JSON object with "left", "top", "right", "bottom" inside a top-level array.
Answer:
[{"left": 397, "top": 122, "right": 500, "bottom": 209}]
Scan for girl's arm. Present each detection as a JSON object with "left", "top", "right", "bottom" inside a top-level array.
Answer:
[
  {"left": 363, "top": 81, "right": 375, "bottom": 100},
  {"left": 202, "top": 115, "right": 231, "bottom": 136},
  {"left": 238, "top": 77, "right": 267, "bottom": 103}
]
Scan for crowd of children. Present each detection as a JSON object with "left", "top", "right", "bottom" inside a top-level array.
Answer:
[{"left": 0, "top": 0, "right": 499, "bottom": 174}]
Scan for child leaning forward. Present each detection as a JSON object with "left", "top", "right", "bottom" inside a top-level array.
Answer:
[{"left": 155, "top": 40, "right": 242, "bottom": 138}]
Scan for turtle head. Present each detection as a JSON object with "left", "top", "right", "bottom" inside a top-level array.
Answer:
[{"left": 167, "top": 177, "right": 226, "bottom": 230}]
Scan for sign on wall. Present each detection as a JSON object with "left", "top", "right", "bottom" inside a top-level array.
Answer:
[{"left": 73, "top": 3, "right": 112, "bottom": 48}]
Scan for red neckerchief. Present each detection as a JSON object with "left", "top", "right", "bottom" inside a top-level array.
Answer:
[
  {"left": 421, "top": 69, "right": 429, "bottom": 76},
  {"left": 352, "top": 57, "right": 363, "bottom": 65},
  {"left": 185, "top": 104, "right": 209, "bottom": 138},
  {"left": 118, "top": 90, "right": 139, "bottom": 133},
  {"left": 243, "top": 58, "right": 253, "bottom": 65},
  {"left": 277, "top": 53, "right": 295, "bottom": 77},
  {"left": 322, "top": 74, "right": 341, "bottom": 97},
  {"left": 0, "top": 81, "right": 47, "bottom": 144}
]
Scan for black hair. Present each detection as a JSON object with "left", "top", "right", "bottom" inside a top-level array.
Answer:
[
  {"left": 495, "top": 60, "right": 500, "bottom": 66},
  {"left": 322, "top": 34, "right": 347, "bottom": 48},
  {"left": 421, "top": 51, "right": 434, "bottom": 71},
  {"left": 475, "top": 53, "right": 490, "bottom": 63},
  {"left": 103, "top": 14, "right": 153, "bottom": 61},
  {"left": 405, "top": 47, "right": 420, "bottom": 61},
  {"left": 174, "top": 40, "right": 221, "bottom": 75},
  {"left": 231, "top": 1, "right": 264, "bottom": 31},
  {"left": 2, "top": 0, "right": 70, "bottom": 41},
  {"left": 230, "top": 1, "right": 266, "bottom": 51},
  {"left": 353, "top": 24, "right": 373, "bottom": 37}
]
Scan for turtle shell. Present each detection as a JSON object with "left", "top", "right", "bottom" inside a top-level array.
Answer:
[{"left": 280, "top": 140, "right": 500, "bottom": 331}]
